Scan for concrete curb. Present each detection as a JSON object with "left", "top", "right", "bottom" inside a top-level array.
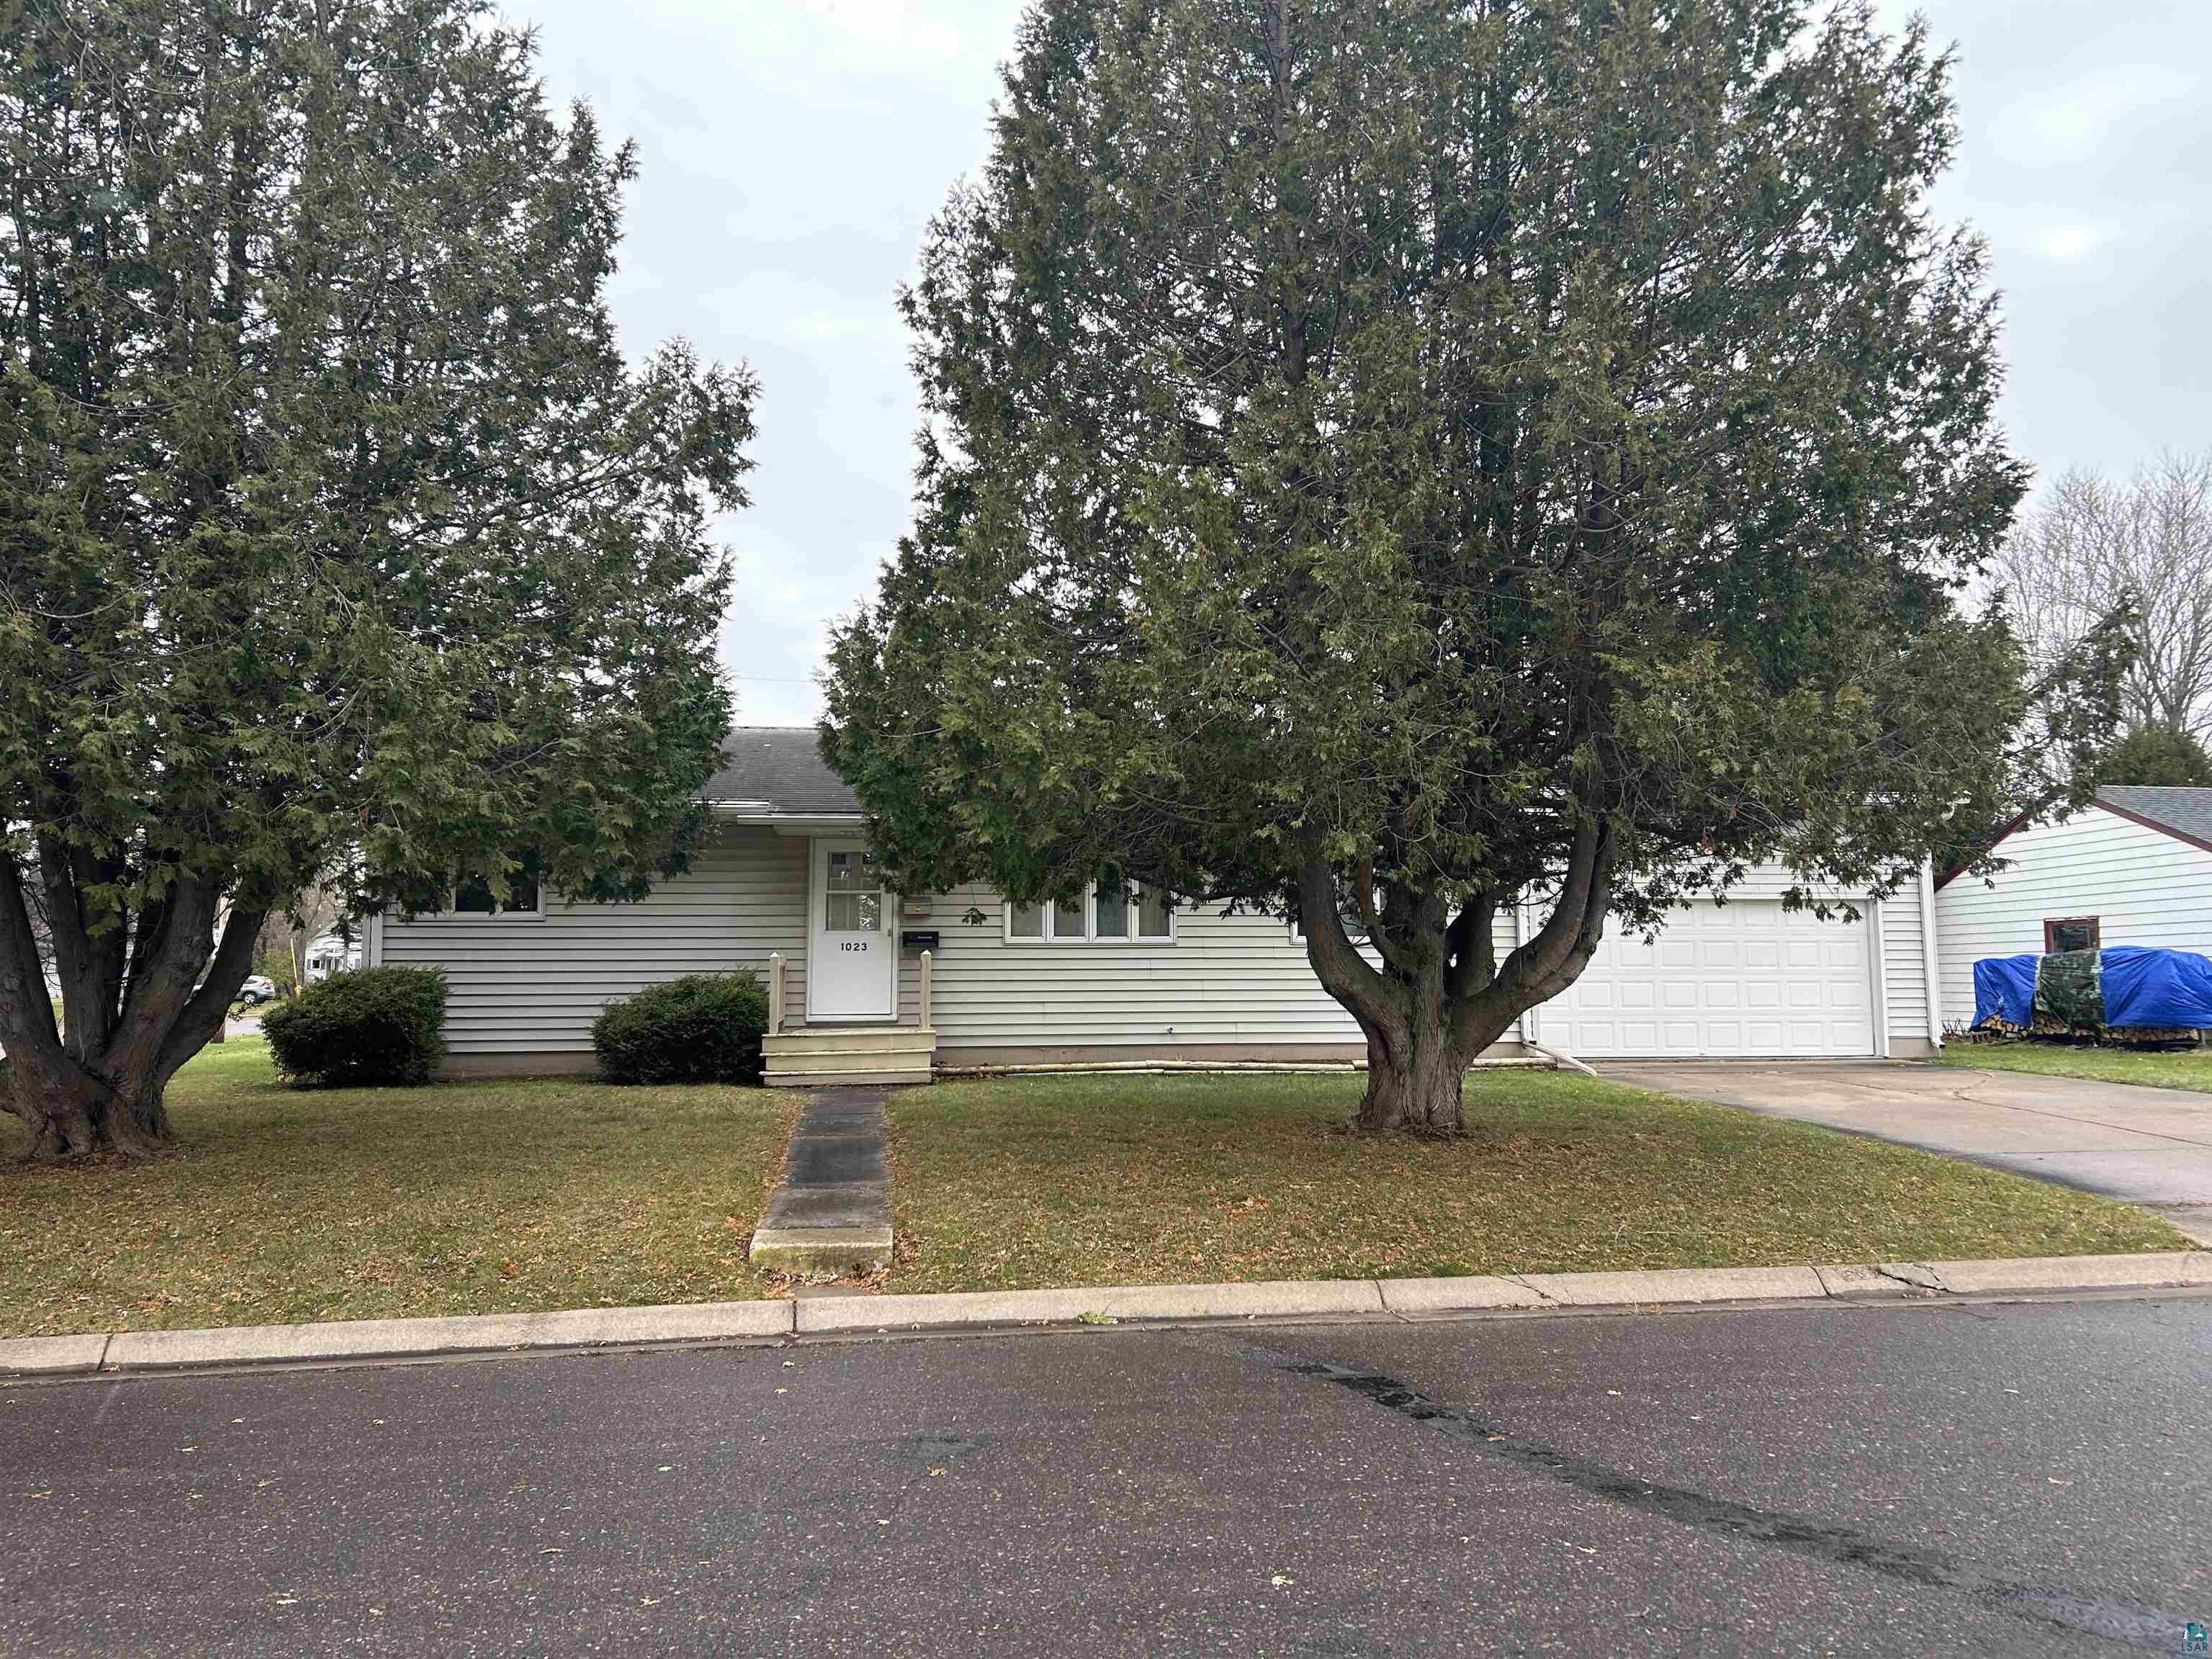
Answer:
[
  {"left": 796, "top": 1277, "right": 1388, "bottom": 1334},
  {"left": 5, "top": 1251, "right": 2208, "bottom": 1379}
]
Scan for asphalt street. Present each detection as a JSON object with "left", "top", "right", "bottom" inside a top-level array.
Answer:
[{"left": 2, "top": 1294, "right": 2208, "bottom": 1656}]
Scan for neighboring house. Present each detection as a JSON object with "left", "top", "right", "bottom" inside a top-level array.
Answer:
[
  {"left": 367, "top": 727, "right": 1943, "bottom": 1082},
  {"left": 304, "top": 933, "right": 361, "bottom": 981},
  {"left": 1933, "top": 786, "right": 2212, "bottom": 1032}
]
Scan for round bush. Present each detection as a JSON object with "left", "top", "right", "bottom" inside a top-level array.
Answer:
[
  {"left": 261, "top": 966, "right": 449, "bottom": 1087},
  {"left": 592, "top": 972, "right": 769, "bottom": 1085}
]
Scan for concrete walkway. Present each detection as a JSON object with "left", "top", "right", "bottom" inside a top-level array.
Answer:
[
  {"left": 1605, "top": 1059, "right": 2212, "bottom": 1243},
  {"left": 747, "top": 1087, "right": 894, "bottom": 1275}
]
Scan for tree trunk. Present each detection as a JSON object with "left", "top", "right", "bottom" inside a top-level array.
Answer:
[
  {"left": 1, "top": 1047, "right": 172, "bottom": 1160},
  {"left": 1295, "top": 816, "right": 1619, "bottom": 1139},
  {"left": 1355, "top": 1012, "right": 1470, "bottom": 1134},
  {"left": 1, "top": 858, "right": 266, "bottom": 1161}
]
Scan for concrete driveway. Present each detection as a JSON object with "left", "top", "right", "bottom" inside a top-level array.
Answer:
[{"left": 1602, "top": 1059, "right": 2212, "bottom": 1244}]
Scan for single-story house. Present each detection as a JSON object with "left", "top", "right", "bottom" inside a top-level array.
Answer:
[
  {"left": 365, "top": 727, "right": 1943, "bottom": 1082},
  {"left": 305, "top": 932, "right": 361, "bottom": 981},
  {"left": 1933, "top": 785, "right": 2212, "bottom": 1033}
]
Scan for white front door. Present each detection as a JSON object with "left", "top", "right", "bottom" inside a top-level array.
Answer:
[{"left": 807, "top": 839, "right": 897, "bottom": 1021}]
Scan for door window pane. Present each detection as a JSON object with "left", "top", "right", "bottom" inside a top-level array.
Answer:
[
  {"left": 823, "top": 848, "right": 882, "bottom": 932},
  {"left": 1010, "top": 902, "right": 1043, "bottom": 939},
  {"left": 825, "top": 850, "right": 877, "bottom": 891},
  {"left": 1094, "top": 873, "right": 1130, "bottom": 940},
  {"left": 1053, "top": 894, "right": 1087, "bottom": 939},
  {"left": 826, "top": 892, "right": 881, "bottom": 932}
]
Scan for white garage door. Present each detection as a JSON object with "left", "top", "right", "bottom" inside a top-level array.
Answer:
[{"left": 1534, "top": 899, "right": 1877, "bottom": 1058}]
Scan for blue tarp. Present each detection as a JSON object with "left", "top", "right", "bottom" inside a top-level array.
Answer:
[
  {"left": 1972, "top": 953, "right": 2038, "bottom": 1029},
  {"left": 1973, "top": 946, "right": 2212, "bottom": 1032},
  {"left": 2099, "top": 946, "right": 2212, "bottom": 1030}
]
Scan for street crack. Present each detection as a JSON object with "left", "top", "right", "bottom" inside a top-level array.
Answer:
[
  {"left": 1501, "top": 1274, "right": 1559, "bottom": 1303},
  {"left": 1870, "top": 1262, "right": 1948, "bottom": 1293},
  {"left": 1242, "top": 1340, "right": 2186, "bottom": 1650}
]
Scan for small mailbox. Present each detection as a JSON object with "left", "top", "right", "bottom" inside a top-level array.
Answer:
[{"left": 900, "top": 930, "right": 942, "bottom": 950}]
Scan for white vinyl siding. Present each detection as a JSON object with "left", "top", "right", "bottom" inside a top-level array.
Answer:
[
  {"left": 1879, "top": 889, "right": 1931, "bottom": 1051},
  {"left": 1933, "top": 806, "right": 2212, "bottom": 1032},
  {"left": 377, "top": 835, "right": 1935, "bottom": 1064},
  {"left": 932, "top": 883, "right": 1411, "bottom": 1051},
  {"left": 378, "top": 825, "right": 807, "bottom": 1056}
]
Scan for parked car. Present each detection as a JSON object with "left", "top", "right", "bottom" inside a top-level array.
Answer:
[{"left": 233, "top": 975, "right": 279, "bottom": 1007}]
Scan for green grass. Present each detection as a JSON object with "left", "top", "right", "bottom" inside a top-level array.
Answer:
[
  {"left": 1937, "top": 1040, "right": 2212, "bottom": 1094},
  {"left": 884, "top": 1071, "right": 2191, "bottom": 1293},
  {"left": 0, "top": 1038, "right": 794, "bottom": 1339}
]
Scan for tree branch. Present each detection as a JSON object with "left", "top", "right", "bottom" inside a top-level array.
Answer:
[{"left": 154, "top": 902, "right": 264, "bottom": 1092}]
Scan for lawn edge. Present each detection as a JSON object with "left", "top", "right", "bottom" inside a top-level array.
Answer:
[{"left": 6, "top": 1250, "right": 2208, "bottom": 1377}]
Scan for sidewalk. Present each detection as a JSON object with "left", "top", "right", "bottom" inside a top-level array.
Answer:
[
  {"left": 747, "top": 1087, "right": 893, "bottom": 1274},
  {"left": 8, "top": 1250, "right": 2207, "bottom": 1379}
]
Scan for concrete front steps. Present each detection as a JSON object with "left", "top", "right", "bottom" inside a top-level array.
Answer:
[{"left": 763, "top": 1025, "right": 935, "bottom": 1088}]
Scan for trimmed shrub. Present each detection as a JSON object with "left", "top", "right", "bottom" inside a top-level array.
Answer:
[
  {"left": 592, "top": 972, "right": 770, "bottom": 1085},
  {"left": 262, "top": 966, "right": 448, "bottom": 1087}
]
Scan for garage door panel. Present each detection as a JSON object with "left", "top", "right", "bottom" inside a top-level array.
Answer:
[{"left": 1539, "top": 899, "right": 1876, "bottom": 1059}]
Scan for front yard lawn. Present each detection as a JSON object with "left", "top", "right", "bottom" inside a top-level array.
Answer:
[
  {"left": 1936, "top": 1040, "right": 2212, "bottom": 1094},
  {"left": 884, "top": 1071, "right": 2190, "bottom": 1292},
  {"left": 0, "top": 1038, "right": 794, "bottom": 1339}
]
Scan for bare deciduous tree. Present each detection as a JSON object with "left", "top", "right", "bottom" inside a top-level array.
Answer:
[
  {"left": 1995, "top": 451, "right": 2212, "bottom": 742},
  {"left": 264, "top": 886, "right": 346, "bottom": 995}
]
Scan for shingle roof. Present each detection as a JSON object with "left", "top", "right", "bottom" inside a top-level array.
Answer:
[
  {"left": 702, "top": 727, "right": 861, "bottom": 816},
  {"left": 2097, "top": 785, "right": 2212, "bottom": 852}
]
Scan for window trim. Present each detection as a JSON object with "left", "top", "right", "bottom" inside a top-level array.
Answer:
[
  {"left": 2042, "top": 914, "right": 2101, "bottom": 954},
  {"left": 1004, "top": 878, "right": 1176, "bottom": 944},
  {"left": 423, "top": 873, "right": 547, "bottom": 922}
]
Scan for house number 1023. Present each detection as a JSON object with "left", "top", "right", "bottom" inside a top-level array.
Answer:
[{"left": 840, "top": 941, "right": 869, "bottom": 953}]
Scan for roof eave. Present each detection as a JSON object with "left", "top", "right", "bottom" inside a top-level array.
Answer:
[
  {"left": 706, "top": 801, "right": 867, "bottom": 834},
  {"left": 2092, "top": 794, "right": 2212, "bottom": 858}
]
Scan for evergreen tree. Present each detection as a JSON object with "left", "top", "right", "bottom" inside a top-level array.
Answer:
[
  {"left": 1, "top": 0, "right": 755, "bottom": 1156},
  {"left": 827, "top": 0, "right": 2037, "bottom": 1130}
]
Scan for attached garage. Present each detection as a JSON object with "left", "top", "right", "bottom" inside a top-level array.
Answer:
[
  {"left": 1523, "top": 886, "right": 1938, "bottom": 1061},
  {"left": 374, "top": 729, "right": 1944, "bottom": 1074}
]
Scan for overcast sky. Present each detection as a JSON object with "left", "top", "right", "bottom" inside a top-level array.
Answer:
[{"left": 521, "top": 0, "right": 2211, "bottom": 727}]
